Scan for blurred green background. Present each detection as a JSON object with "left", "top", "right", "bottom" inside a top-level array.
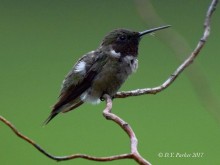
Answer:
[{"left": 0, "top": 0, "right": 220, "bottom": 164}]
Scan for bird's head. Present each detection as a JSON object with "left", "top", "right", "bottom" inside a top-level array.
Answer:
[{"left": 100, "top": 25, "right": 171, "bottom": 57}]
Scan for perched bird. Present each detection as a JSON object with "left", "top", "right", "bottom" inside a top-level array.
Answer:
[{"left": 44, "top": 25, "right": 171, "bottom": 124}]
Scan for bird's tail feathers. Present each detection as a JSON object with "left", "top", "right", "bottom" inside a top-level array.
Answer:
[
  {"left": 43, "top": 112, "right": 59, "bottom": 125},
  {"left": 43, "top": 98, "right": 84, "bottom": 125},
  {"left": 62, "top": 100, "right": 84, "bottom": 113}
]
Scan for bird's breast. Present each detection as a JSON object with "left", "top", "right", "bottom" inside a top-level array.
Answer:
[
  {"left": 80, "top": 54, "right": 138, "bottom": 104},
  {"left": 92, "top": 55, "right": 138, "bottom": 96}
]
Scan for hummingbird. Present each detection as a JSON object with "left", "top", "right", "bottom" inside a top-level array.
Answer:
[{"left": 44, "top": 25, "right": 171, "bottom": 124}]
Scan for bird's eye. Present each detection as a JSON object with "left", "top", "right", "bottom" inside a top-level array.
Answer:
[{"left": 118, "top": 35, "right": 126, "bottom": 41}]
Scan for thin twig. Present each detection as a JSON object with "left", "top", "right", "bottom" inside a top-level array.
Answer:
[
  {"left": 134, "top": 0, "right": 220, "bottom": 123},
  {"left": 0, "top": 114, "right": 132, "bottom": 162},
  {"left": 102, "top": 94, "right": 151, "bottom": 165},
  {"left": 0, "top": 94, "right": 151, "bottom": 164},
  {"left": 115, "top": 0, "right": 218, "bottom": 98}
]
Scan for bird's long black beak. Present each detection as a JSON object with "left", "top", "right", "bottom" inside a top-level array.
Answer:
[{"left": 139, "top": 25, "right": 171, "bottom": 37}]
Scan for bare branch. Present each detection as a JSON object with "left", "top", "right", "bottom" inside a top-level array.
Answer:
[
  {"left": 0, "top": 94, "right": 151, "bottom": 164},
  {"left": 0, "top": 114, "right": 131, "bottom": 163},
  {"left": 115, "top": 0, "right": 218, "bottom": 98},
  {"left": 134, "top": 0, "right": 220, "bottom": 123},
  {"left": 102, "top": 94, "right": 151, "bottom": 165}
]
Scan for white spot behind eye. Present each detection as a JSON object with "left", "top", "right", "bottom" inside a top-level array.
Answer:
[
  {"left": 110, "top": 49, "right": 121, "bottom": 58},
  {"left": 75, "top": 61, "right": 86, "bottom": 74}
]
